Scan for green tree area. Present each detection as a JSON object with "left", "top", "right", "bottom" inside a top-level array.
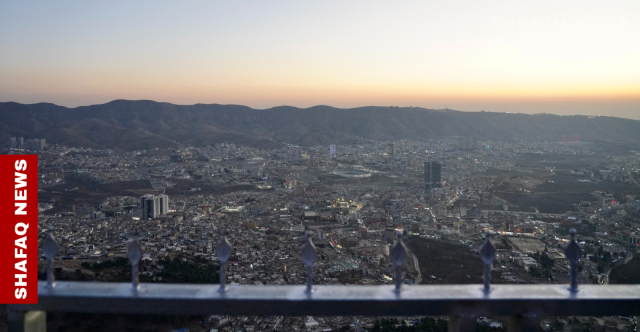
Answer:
[
  {"left": 371, "top": 317, "right": 505, "bottom": 332},
  {"left": 41, "top": 255, "right": 220, "bottom": 284},
  {"left": 155, "top": 256, "right": 219, "bottom": 284},
  {"left": 529, "top": 249, "right": 555, "bottom": 279},
  {"left": 170, "top": 154, "right": 183, "bottom": 163},
  {"left": 588, "top": 245, "right": 616, "bottom": 274},
  {"left": 78, "top": 256, "right": 134, "bottom": 282},
  {"left": 186, "top": 170, "right": 203, "bottom": 180}
]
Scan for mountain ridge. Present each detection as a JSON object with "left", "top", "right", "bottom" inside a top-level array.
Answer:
[{"left": 1, "top": 100, "right": 638, "bottom": 150}]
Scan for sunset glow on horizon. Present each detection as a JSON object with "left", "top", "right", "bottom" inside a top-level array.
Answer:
[{"left": 1, "top": 1, "right": 639, "bottom": 119}]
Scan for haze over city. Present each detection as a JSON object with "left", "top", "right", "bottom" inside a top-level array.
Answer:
[
  {"left": 4, "top": 2, "right": 640, "bottom": 331},
  {"left": 1, "top": 0, "right": 639, "bottom": 119}
]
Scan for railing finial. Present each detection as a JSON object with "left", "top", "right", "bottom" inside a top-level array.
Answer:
[
  {"left": 564, "top": 228, "right": 581, "bottom": 293},
  {"left": 216, "top": 229, "right": 233, "bottom": 292},
  {"left": 302, "top": 230, "right": 318, "bottom": 294},
  {"left": 391, "top": 230, "right": 407, "bottom": 294},
  {"left": 128, "top": 228, "right": 143, "bottom": 292},
  {"left": 480, "top": 230, "right": 496, "bottom": 294},
  {"left": 42, "top": 225, "right": 59, "bottom": 289}
]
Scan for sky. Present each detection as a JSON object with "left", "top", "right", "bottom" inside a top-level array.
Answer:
[{"left": 1, "top": 1, "right": 639, "bottom": 119}]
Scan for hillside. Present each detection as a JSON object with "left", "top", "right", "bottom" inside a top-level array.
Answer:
[{"left": 1, "top": 100, "right": 639, "bottom": 150}]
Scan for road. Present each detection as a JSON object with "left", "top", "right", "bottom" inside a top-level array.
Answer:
[
  {"left": 602, "top": 254, "right": 633, "bottom": 284},
  {"left": 258, "top": 160, "right": 271, "bottom": 178},
  {"left": 407, "top": 247, "right": 422, "bottom": 285},
  {"left": 482, "top": 209, "right": 567, "bottom": 218}
]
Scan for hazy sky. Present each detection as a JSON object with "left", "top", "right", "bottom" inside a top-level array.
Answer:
[{"left": 1, "top": 1, "right": 639, "bottom": 119}]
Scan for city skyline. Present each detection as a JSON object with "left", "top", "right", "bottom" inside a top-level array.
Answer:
[{"left": 1, "top": 1, "right": 639, "bottom": 119}]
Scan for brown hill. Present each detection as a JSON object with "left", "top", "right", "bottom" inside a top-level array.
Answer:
[{"left": 1, "top": 100, "right": 639, "bottom": 150}]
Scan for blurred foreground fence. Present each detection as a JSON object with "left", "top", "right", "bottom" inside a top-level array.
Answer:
[{"left": 6, "top": 229, "right": 639, "bottom": 332}]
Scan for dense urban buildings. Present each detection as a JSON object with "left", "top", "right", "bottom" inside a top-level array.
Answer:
[{"left": 5, "top": 136, "right": 637, "bottom": 331}]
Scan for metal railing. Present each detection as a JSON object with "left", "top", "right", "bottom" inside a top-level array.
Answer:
[{"left": 6, "top": 228, "right": 640, "bottom": 332}]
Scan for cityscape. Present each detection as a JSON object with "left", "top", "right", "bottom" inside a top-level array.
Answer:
[
  {"left": 2, "top": 133, "right": 640, "bottom": 331},
  {"left": 2, "top": 1, "right": 640, "bottom": 331}
]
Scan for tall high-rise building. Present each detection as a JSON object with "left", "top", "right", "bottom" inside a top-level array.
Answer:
[
  {"left": 459, "top": 137, "right": 479, "bottom": 149},
  {"left": 424, "top": 161, "right": 442, "bottom": 190},
  {"left": 141, "top": 194, "right": 169, "bottom": 219},
  {"left": 329, "top": 144, "right": 336, "bottom": 158},
  {"left": 158, "top": 194, "right": 169, "bottom": 215},
  {"left": 24, "top": 138, "right": 47, "bottom": 151},
  {"left": 140, "top": 195, "right": 160, "bottom": 219},
  {"left": 9, "top": 137, "right": 46, "bottom": 151}
]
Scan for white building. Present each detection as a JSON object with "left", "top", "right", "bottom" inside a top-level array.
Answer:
[{"left": 159, "top": 194, "right": 169, "bottom": 215}]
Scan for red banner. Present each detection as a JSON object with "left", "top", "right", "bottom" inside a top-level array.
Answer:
[{"left": 0, "top": 155, "right": 38, "bottom": 304}]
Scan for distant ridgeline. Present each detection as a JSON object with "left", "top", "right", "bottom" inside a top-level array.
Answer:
[{"left": 1, "top": 100, "right": 640, "bottom": 150}]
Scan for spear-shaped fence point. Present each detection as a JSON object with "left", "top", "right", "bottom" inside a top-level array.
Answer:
[
  {"left": 302, "top": 230, "right": 318, "bottom": 294},
  {"left": 217, "top": 229, "right": 232, "bottom": 292},
  {"left": 480, "top": 230, "right": 496, "bottom": 294},
  {"left": 564, "top": 228, "right": 581, "bottom": 293},
  {"left": 391, "top": 230, "right": 408, "bottom": 294},
  {"left": 128, "top": 229, "right": 143, "bottom": 292},
  {"left": 43, "top": 226, "right": 59, "bottom": 289}
]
